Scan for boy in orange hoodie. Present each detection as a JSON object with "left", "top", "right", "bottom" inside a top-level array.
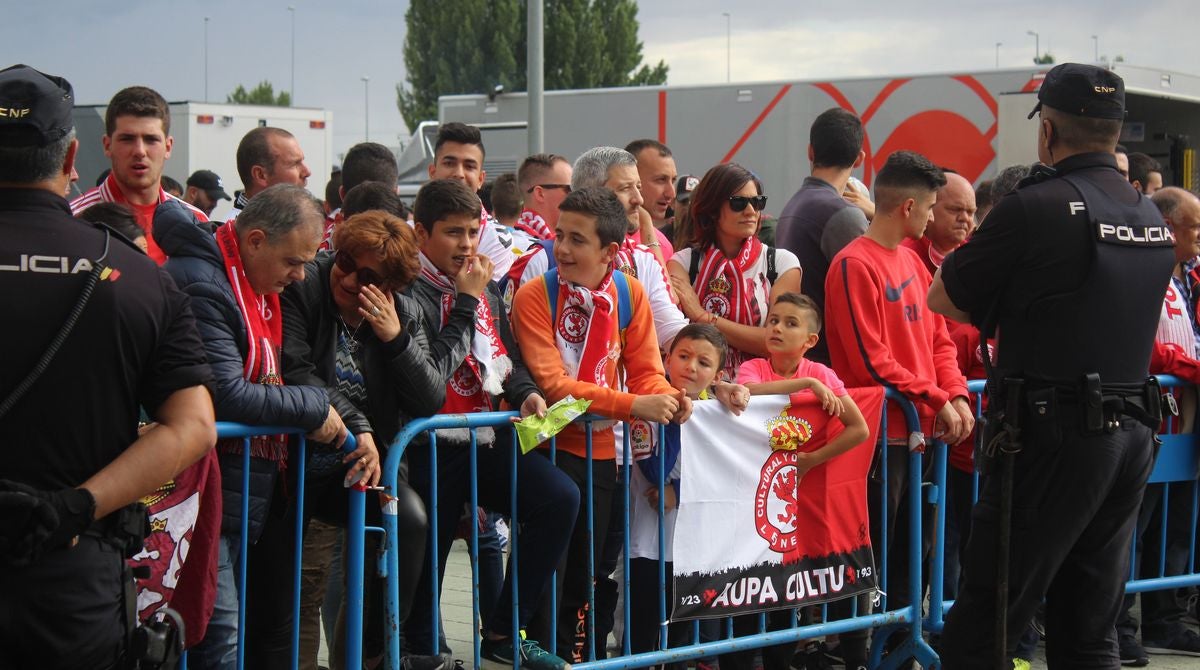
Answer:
[{"left": 511, "top": 187, "right": 688, "bottom": 663}]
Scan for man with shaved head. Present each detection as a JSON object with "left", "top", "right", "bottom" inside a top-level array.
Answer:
[{"left": 902, "top": 170, "right": 977, "bottom": 275}]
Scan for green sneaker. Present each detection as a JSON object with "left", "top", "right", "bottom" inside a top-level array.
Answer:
[
  {"left": 1012, "top": 659, "right": 1032, "bottom": 670},
  {"left": 481, "top": 631, "right": 572, "bottom": 670}
]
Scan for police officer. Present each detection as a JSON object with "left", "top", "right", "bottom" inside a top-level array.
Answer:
[
  {"left": 929, "top": 63, "right": 1176, "bottom": 667},
  {"left": 0, "top": 64, "right": 216, "bottom": 669}
]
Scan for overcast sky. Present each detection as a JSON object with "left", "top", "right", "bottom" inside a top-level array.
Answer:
[{"left": 4, "top": 0, "right": 1193, "bottom": 159}]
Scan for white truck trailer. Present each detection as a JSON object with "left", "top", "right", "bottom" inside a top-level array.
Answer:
[
  {"left": 397, "top": 63, "right": 1200, "bottom": 204},
  {"left": 71, "top": 101, "right": 334, "bottom": 221}
]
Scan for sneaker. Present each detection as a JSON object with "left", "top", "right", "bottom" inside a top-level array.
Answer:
[
  {"left": 482, "top": 631, "right": 572, "bottom": 670},
  {"left": 790, "top": 641, "right": 833, "bottom": 670},
  {"left": 1012, "top": 659, "right": 1031, "bottom": 670},
  {"left": 402, "top": 654, "right": 447, "bottom": 670},
  {"left": 1143, "top": 628, "right": 1200, "bottom": 656},
  {"left": 1118, "top": 634, "right": 1150, "bottom": 667}
]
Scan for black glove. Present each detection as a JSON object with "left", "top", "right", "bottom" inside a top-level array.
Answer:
[{"left": 0, "top": 480, "right": 95, "bottom": 567}]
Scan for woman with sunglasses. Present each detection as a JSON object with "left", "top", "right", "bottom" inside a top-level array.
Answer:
[
  {"left": 281, "top": 210, "right": 442, "bottom": 670},
  {"left": 668, "top": 163, "right": 802, "bottom": 380}
]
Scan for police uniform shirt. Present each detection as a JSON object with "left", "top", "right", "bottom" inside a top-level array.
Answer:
[
  {"left": 939, "top": 151, "right": 1174, "bottom": 384},
  {"left": 0, "top": 187, "right": 212, "bottom": 490}
]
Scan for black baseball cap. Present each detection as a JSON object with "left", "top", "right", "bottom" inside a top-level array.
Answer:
[
  {"left": 0, "top": 64, "right": 73, "bottom": 147},
  {"left": 186, "top": 169, "right": 232, "bottom": 201},
  {"left": 1028, "top": 63, "right": 1125, "bottom": 120},
  {"left": 675, "top": 174, "right": 699, "bottom": 203}
]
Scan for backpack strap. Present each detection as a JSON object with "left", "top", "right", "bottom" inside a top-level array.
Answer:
[
  {"left": 544, "top": 268, "right": 560, "bottom": 323},
  {"left": 612, "top": 270, "right": 633, "bottom": 334},
  {"left": 688, "top": 248, "right": 701, "bottom": 285}
]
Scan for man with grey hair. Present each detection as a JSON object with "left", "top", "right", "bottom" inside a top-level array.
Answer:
[
  {"left": 0, "top": 64, "right": 216, "bottom": 667},
  {"left": 503, "top": 148, "right": 687, "bottom": 349},
  {"left": 157, "top": 184, "right": 367, "bottom": 669},
  {"left": 572, "top": 145, "right": 675, "bottom": 263}
]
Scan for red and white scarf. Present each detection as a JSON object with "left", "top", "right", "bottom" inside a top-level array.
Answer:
[
  {"left": 693, "top": 237, "right": 765, "bottom": 327},
  {"left": 515, "top": 209, "right": 554, "bottom": 240},
  {"left": 554, "top": 271, "right": 620, "bottom": 389},
  {"left": 417, "top": 253, "right": 512, "bottom": 414},
  {"left": 214, "top": 221, "right": 288, "bottom": 467}
]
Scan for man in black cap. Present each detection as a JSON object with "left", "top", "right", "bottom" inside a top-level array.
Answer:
[
  {"left": 931, "top": 63, "right": 1175, "bottom": 667},
  {"left": 184, "top": 168, "right": 232, "bottom": 217},
  {"left": 0, "top": 64, "right": 217, "bottom": 668}
]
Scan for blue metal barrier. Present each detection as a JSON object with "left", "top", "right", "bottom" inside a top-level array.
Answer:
[
  {"left": 928, "top": 376, "right": 1200, "bottom": 642},
  {"left": 375, "top": 390, "right": 935, "bottom": 670},
  {"left": 178, "top": 424, "right": 366, "bottom": 670}
]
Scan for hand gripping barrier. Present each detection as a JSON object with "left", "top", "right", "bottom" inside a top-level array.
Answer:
[{"left": 179, "top": 424, "right": 366, "bottom": 670}]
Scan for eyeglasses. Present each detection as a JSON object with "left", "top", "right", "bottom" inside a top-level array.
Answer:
[
  {"left": 334, "top": 250, "right": 385, "bottom": 288},
  {"left": 728, "top": 195, "right": 768, "bottom": 212},
  {"left": 526, "top": 183, "right": 572, "bottom": 194}
]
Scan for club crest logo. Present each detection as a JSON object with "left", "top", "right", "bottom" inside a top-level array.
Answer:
[
  {"left": 558, "top": 304, "right": 588, "bottom": 344},
  {"left": 755, "top": 406, "right": 814, "bottom": 556},
  {"left": 707, "top": 275, "right": 731, "bottom": 295},
  {"left": 449, "top": 365, "right": 481, "bottom": 397},
  {"left": 703, "top": 293, "right": 731, "bottom": 318}
]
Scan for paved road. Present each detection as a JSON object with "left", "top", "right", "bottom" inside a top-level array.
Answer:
[{"left": 322, "top": 541, "right": 1199, "bottom": 669}]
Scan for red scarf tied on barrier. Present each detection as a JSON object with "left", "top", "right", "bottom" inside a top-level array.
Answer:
[
  {"left": 515, "top": 209, "right": 554, "bottom": 240},
  {"left": 555, "top": 270, "right": 618, "bottom": 389},
  {"left": 694, "top": 236, "right": 764, "bottom": 326},
  {"left": 214, "top": 221, "right": 288, "bottom": 467},
  {"left": 417, "top": 253, "right": 512, "bottom": 413}
]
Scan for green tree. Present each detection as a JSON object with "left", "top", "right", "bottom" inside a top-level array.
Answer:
[
  {"left": 396, "top": 0, "right": 668, "bottom": 128},
  {"left": 1033, "top": 52, "right": 1056, "bottom": 65},
  {"left": 227, "top": 81, "right": 292, "bottom": 107}
]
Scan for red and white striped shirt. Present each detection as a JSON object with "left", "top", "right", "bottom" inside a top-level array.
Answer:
[{"left": 71, "top": 173, "right": 209, "bottom": 264}]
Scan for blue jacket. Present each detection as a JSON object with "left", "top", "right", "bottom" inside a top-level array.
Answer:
[{"left": 155, "top": 200, "right": 329, "bottom": 538}]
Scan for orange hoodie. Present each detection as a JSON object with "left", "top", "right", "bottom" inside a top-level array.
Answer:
[{"left": 511, "top": 273, "right": 676, "bottom": 460}]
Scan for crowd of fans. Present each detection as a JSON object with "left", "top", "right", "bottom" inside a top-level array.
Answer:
[{"left": 3, "top": 62, "right": 1198, "bottom": 670}]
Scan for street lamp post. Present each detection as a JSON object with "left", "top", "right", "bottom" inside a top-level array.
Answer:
[
  {"left": 361, "top": 76, "right": 370, "bottom": 141},
  {"left": 288, "top": 6, "right": 296, "bottom": 104},
  {"left": 995, "top": 42, "right": 1002, "bottom": 68},
  {"left": 203, "top": 17, "right": 210, "bottom": 102},
  {"left": 722, "top": 12, "right": 731, "bottom": 83},
  {"left": 1092, "top": 34, "right": 1099, "bottom": 62},
  {"left": 1027, "top": 30, "right": 1039, "bottom": 63}
]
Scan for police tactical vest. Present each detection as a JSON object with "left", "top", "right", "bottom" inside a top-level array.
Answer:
[{"left": 1002, "top": 173, "right": 1174, "bottom": 385}]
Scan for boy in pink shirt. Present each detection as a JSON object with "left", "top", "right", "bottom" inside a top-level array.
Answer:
[{"left": 733, "top": 293, "right": 871, "bottom": 670}]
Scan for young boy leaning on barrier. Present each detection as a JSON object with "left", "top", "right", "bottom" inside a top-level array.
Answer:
[
  {"left": 625, "top": 323, "right": 750, "bottom": 662},
  {"left": 728, "top": 292, "right": 870, "bottom": 670},
  {"left": 404, "top": 178, "right": 581, "bottom": 670},
  {"left": 510, "top": 186, "right": 690, "bottom": 665}
]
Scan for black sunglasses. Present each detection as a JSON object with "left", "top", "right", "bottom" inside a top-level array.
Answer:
[
  {"left": 526, "top": 183, "right": 572, "bottom": 194},
  {"left": 334, "top": 250, "right": 385, "bottom": 288},
  {"left": 728, "top": 195, "right": 768, "bottom": 212}
]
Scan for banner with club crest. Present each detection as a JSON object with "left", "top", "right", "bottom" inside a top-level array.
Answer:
[{"left": 672, "top": 387, "right": 885, "bottom": 620}]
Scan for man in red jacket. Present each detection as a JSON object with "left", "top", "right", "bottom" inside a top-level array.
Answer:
[{"left": 825, "top": 151, "right": 973, "bottom": 660}]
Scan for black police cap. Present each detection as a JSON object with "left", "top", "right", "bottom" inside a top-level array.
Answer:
[
  {"left": 0, "top": 64, "right": 73, "bottom": 147},
  {"left": 1028, "top": 63, "right": 1125, "bottom": 120}
]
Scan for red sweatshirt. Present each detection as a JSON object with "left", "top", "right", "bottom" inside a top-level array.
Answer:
[{"left": 826, "top": 236, "right": 968, "bottom": 440}]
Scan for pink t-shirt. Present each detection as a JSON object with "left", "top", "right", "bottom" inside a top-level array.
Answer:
[{"left": 737, "top": 357, "right": 848, "bottom": 396}]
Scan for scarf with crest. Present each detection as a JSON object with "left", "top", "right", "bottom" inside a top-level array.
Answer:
[
  {"left": 418, "top": 253, "right": 512, "bottom": 414},
  {"left": 214, "top": 221, "right": 288, "bottom": 467},
  {"left": 554, "top": 270, "right": 619, "bottom": 389}
]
